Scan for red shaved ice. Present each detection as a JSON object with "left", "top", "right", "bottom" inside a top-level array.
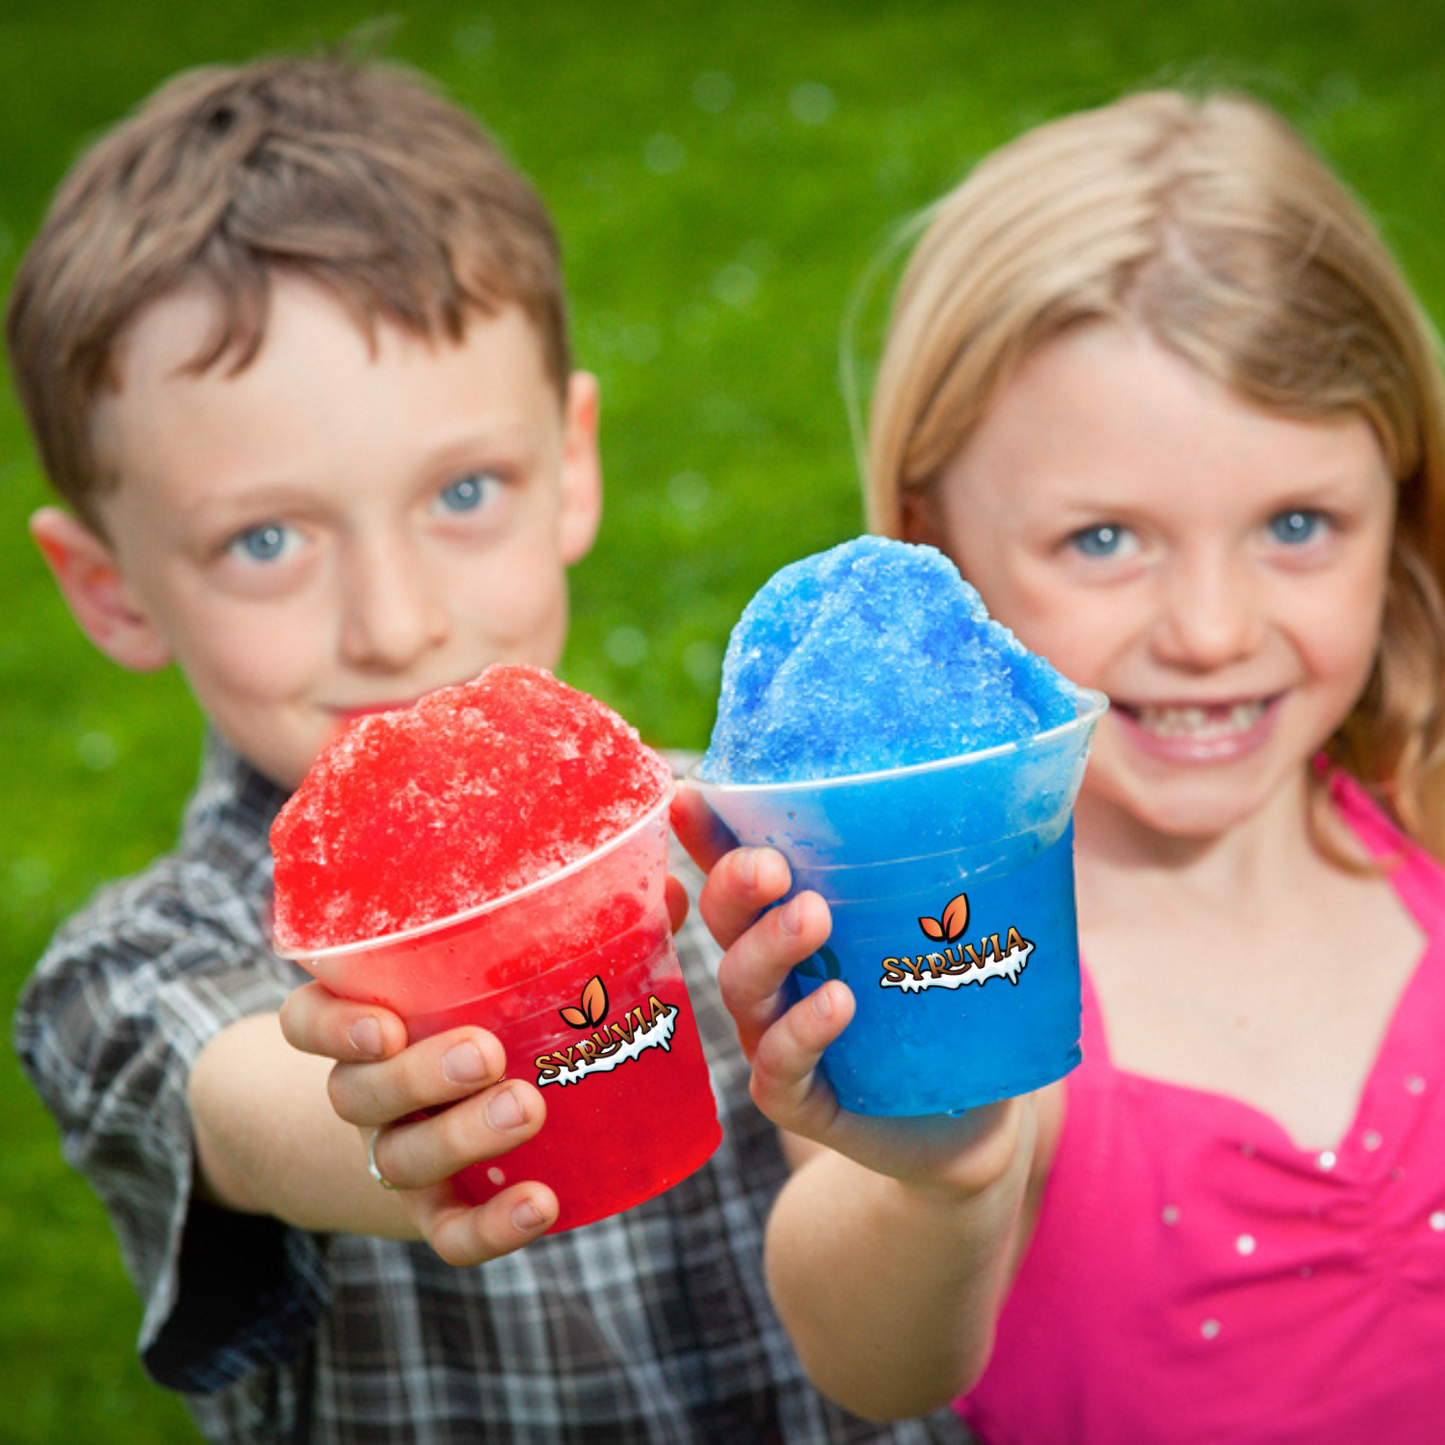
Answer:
[{"left": 270, "top": 665, "right": 672, "bottom": 951}]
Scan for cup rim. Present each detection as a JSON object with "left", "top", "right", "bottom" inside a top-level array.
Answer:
[
  {"left": 687, "top": 688, "right": 1107, "bottom": 796},
  {"left": 272, "top": 781, "right": 675, "bottom": 963}
]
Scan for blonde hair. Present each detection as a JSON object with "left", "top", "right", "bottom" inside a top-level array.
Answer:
[
  {"left": 865, "top": 89, "right": 1445, "bottom": 855},
  {"left": 7, "top": 52, "right": 569, "bottom": 534}
]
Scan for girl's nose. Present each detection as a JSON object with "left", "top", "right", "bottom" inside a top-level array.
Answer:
[
  {"left": 338, "top": 536, "right": 450, "bottom": 670},
  {"left": 1152, "top": 550, "right": 1263, "bottom": 671}
]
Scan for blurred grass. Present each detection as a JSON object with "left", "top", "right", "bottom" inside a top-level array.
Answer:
[{"left": 4, "top": 0, "right": 1445, "bottom": 1437}]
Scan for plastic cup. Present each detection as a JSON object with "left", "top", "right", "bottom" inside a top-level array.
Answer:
[
  {"left": 689, "top": 691, "right": 1106, "bottom": 1117},
  {"left": 275, "top": 788, "right": 722, "bottom": 1231}
]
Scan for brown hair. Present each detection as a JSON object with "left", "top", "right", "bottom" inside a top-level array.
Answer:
[
  {"left": 864, "top": 89, "right": 1445, "bottom": 854},
  {"left": 7, "top": 52, "right": 569, "bottom": 532}
]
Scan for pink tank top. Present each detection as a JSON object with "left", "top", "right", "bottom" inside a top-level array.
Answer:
[{"left": 959, "top": 776, "right": 1445, "bottom": 1443}]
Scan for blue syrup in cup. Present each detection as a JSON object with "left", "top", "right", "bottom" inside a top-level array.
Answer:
[{"left": 690, "top": 690, "right": 1105, "bottom": 1117}]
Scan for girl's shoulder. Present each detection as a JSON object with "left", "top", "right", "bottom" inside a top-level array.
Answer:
[{"left": 1328, "top": 771, "right": 1445, "bottom": 928}]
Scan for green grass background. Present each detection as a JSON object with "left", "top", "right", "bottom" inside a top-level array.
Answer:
[{"left": 3, "top": 0, "right": 1445, "bottom": 1436}]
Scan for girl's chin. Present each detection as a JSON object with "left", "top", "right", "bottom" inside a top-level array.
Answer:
[
  {"left": 1079, "top": 782, "right": 1275, "bottom": 845},
  {"left": 1079, "top": 718, "right": 1312, "bottom": 842}
]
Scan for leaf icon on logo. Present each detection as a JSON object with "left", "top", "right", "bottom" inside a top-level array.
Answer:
[
  {"left": 918, "top": 893, "right": 969, "bottom": 943},
  {"left": 561, "top": 974, "right": 609, "bottom": 1029}
]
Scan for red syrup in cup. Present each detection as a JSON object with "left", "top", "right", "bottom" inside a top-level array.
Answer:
[
  {"left": 409, "top": 915, "right": 719, "bottom": 1228},
  {"left": 272, "top": 666, "right": 721, "bottom": 1231}
]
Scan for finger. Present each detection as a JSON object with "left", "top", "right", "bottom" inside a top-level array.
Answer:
[
  {"left": 747, "top": 979, "right": 855, "bottom": 1136},
  {"left": 717, "top": 889, "right": 833, "bottom": 1058},
  {"left": 367, "top": 1080, "right": 547, "bottom": 1189},
  {"left": 698, "top": 845, "right": 796, "bottom": 950},
  {"left": 328, "top": 1028, "right": 508, "bottom": 1128},
  {"left": 665, "top": 873, "right": 690, "bottom": 933},
  {"left": 279, "top": 979, "right": 408, "bottom": 1062},
  {"left": 670, "top": 786, "right": 739, "bottom": 873},
  {"left": 414, "top": 1179, "right": 560, "bottom": 1267}
]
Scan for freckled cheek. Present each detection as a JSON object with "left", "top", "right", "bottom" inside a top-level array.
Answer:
[
  {"left": 1314, "top": 634, "right": 1384, "bottom": 706},
  {"left": 1001, "top": 612, "right": 1121, "bottom": 692},
  {"left": 1290, "top": 587, "right": 1386, "bottom": 696},
  {"left": 178, "top": 613, "right": 323, "bottom": 705},
  {"left": 460, "top": 567, "right": 570, "bottom": 655},
  {"left": 968, "top": 573, "right": 1127, "bottom": 683}
]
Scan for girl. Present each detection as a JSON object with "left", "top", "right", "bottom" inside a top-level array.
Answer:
[{"left": 674, "top": 89, "right": 1445, "bottom": 1442}]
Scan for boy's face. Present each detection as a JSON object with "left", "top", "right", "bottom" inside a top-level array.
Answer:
[{"left": 70, "top": 277, "right": 600, "bottom": 790}]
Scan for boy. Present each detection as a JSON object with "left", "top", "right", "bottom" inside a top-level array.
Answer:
[{"left": 8, "top": 53, "right": 966, "bottom": 1443}]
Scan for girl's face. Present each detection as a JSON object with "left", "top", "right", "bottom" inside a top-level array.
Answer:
[{"left": 925, "top": 324, "right": 1396, "bottom": 845}]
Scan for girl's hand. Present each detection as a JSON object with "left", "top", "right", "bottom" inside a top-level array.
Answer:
[
  {"left": 671, "top": 785, "right": 1033, "bottom": 1201},
  {"left": 279, "top": 982, "right": 558, "bottom": 1265}
]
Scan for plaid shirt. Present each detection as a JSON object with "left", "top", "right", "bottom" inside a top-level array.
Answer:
[{"left": 15, "top": 734, "right": 969, "bottom": 1445}]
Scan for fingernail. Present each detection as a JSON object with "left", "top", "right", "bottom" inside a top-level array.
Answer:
[
  {"left": 810, "top": 986, "right": 835, "bottom": 1020},
  {"left": 736, "top": 849, "right": 758, "bottom": 888},
  {"left": 511, "top": 1197, "right": 545, "bottom": 1231},
  {"left": 442, "top": 1041, "right": 488, "bottom": 1085},
  {"left": 348, "top": 1016, "right": 384, "bottom": 1058},
  {"left": 778, "top": 897, "right": 802, "bottom": 936},
  {"left": 486, "top": 1086, "right": 528, "bottom": 1133}
]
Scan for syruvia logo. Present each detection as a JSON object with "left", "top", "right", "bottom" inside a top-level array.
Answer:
[
  {"left": 535, "top": 973, "right": 680, "bottom": 1085},
  {"left": 879, "top": 892, "right": 1034, "bottom": 993}
]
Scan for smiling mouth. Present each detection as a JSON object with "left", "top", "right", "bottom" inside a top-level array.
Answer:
[
  {"left": 333, "top": 698, "right": 426, "bottom": 722},
  {"left": 1123, "top": 699, "right": 1271, "bottom": 742}
]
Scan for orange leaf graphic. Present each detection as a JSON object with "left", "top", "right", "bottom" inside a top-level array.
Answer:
[
  {"left": 941, "top": 894, "right": 969, "bottom": 943},
  {"left": 918, "top": 916, "right": 944, "bottom": 940},
  {"left": 581, "top": 974, "right": 609, "bottom": 1026}
]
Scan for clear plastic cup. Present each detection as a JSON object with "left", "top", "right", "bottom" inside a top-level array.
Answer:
[
  {"left": 275, "top": 789, "right": 722, "bottom": 1231},
  {"left": 689, "top": 691, "right": 1106, "bottom": 1116}
]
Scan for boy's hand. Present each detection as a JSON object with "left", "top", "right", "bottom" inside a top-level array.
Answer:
[
  {"left": 274, "top": 854, "right": 694, "bottom": 1267},
  {"left": 671, "top": 786, "right": 1032, "bottom": 1200},
  {"left": 279, "top": 983, "right": 558, "bottom": 1265}
]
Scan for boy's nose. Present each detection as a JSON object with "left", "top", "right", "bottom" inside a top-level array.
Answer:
[
  {"left": 338, "top": 538, "right": 450, "bottom": 670},
  {"left": 1151, "top": 550, "right": 1263, "bottom": 671}
]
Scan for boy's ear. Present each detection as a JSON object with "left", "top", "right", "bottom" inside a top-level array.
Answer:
[
  {"left": 558, "top": 371, "right": 603, "bottom": 566},
  {"left": 30, "top": 506, "right": 172, "bottom": 672}
]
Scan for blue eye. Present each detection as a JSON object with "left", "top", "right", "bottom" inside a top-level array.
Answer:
[
  {"left": 228, "top": 523, "right": 296, "bottom": 563},
  {"left": 436, "top": 472, "right": 500, "bottom": 514},
  {"left": 1071, "top": 524, "right": 1134, "bottom": 559},
  {"left": 1269, "top": 510, "right": 1325, "bottom": 546}
]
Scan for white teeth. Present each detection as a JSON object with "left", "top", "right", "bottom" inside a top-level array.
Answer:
[{"left": 1132, "top": 700, "right": 1266, "bottom": 740}]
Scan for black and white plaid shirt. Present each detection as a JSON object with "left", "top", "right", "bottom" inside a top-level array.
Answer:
[{"left": 15, "top": 734, "right": 969, "bottom": 1444}]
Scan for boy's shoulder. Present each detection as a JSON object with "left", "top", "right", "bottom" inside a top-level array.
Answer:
[
  {"left": 60, "top": 731, "right": 283, "bottom": 943},
  {"left": 15, "top": 734, "right": 297, "bottom": 1096}
]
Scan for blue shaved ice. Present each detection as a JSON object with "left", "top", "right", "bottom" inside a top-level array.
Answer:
[{"left": 699, "top": 537, "right": 1081, "bottom": 784}]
